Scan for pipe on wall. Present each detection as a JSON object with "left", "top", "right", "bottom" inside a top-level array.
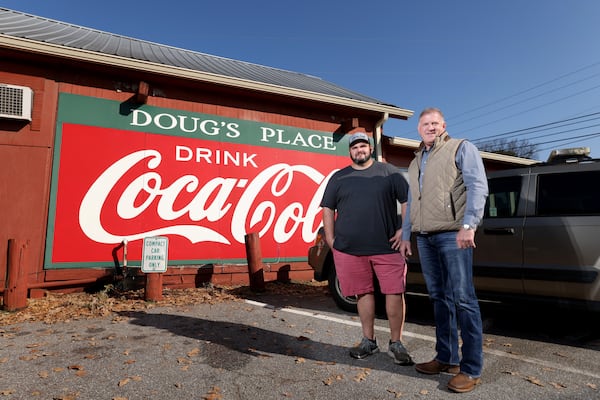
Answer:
[{"left": 374, "top": 112, "right": 388, "bottom": 162}]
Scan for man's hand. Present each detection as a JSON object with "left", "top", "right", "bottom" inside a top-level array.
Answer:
[
  {"left": 322, "top": 207, "right": 336, "bottom": 250},
  {"left": 457, "top": 228, "right": 476, "bottom": 249},
  {"left": 389, "top": 229, "right": 402, "bottom": 251},
  {"left": 399, "top": 240, "right": 412, "bottom": 258}
]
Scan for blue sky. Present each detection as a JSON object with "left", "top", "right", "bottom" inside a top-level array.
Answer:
[{"left": 4, "top": 0, "right": 600, "bottom": 161}]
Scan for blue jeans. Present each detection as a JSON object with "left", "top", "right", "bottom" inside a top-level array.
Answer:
[{"left": 416, "top": 231, "right": 483, "bottom": 377}]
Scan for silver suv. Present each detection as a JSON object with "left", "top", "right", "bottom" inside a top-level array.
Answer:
[{"left": 308, "top": 147, "right": 600, "bottom": 312}]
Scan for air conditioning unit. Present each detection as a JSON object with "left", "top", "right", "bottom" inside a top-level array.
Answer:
[{"left": 0, "top": 84, "right": 33, "bottom": 121}]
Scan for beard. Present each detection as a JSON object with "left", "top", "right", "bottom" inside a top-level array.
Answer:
[{"left": 351, "top": 152, "right": 372, "bottom": 165}]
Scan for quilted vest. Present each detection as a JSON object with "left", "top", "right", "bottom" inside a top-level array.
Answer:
[{"left": 408, "top": 132, "right": 466, "bottom": 233}]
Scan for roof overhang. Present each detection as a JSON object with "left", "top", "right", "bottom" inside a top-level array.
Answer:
[
  {"left": 386, "top": 136, "right": 539, "bottom": 165},
  {"left": 0, "top": 34, "right": 414, "bottom": 120}
]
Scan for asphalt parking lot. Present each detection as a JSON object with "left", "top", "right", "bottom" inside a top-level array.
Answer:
[{"left": 1, "top": 286, "right": 599, "bottom": 400}]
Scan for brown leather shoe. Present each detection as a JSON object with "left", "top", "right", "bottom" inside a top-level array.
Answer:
[
  {"left": 447, "top": 372, "right": 481, "bottom": 393},
  {"left": 415, "top": 359, "right": 460, "bottom": 375}
]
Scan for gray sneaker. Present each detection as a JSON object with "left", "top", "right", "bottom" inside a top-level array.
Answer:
[
  {"left": 387, "top": 340, "right": 414, "bottom": 365},
  {"left": 349, "top": 337, "right": 379, "bottom": 359}
]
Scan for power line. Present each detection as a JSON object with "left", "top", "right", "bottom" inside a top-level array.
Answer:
[
  {"left": 535, "top": 131, "right": 600, "bottom": 151},
  {"left": 451, "top": 71, "right": 600, "bottom": 129},
  {"left": 447, "top": 60, "right": 600, "bottom": 125},
  {"left": 397, "top": 61, "right": 600, "bottom": 156},
  {"left": 480, "top": 122, "right": 600, "bottom": 147},
  {"left": 458, "top": 82, "right": 600, "bottom": 135},
  {"left": 472, "top": 111, "right": 600, "bottom": 143}
]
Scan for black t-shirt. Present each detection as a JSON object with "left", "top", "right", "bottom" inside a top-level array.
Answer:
[{"left": 320, "top": 161, "right": 408, "bottom": 255}]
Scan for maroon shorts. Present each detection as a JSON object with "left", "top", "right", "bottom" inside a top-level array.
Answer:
[{"left": 331, "top": 248, "right": 407, "bottom": 297}]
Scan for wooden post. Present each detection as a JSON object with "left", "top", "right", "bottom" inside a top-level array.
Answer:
[
  {"left": 245, "top": 232, "right": 265, "bottom": 292},
  {"left": 3, "top": 239, "right": 28, "bottom": 311},
  {"left": 145, "top": 273, "right": 163, "bottom": 301}
]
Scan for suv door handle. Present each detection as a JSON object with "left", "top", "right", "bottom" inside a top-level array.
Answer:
[{"left": 483, "top": 227, "right": 515, "bottom": 235}]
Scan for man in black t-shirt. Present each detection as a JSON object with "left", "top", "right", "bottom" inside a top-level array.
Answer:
[{"left": 320, "top": 132, "right": 413, "bottom": 366}]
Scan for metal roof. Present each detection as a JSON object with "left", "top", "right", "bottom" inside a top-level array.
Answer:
[{"left": 0, "top": 8, "right": 413, "bottom": 119}]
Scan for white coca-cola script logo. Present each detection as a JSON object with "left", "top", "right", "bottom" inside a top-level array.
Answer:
[{"left": 79, "top": 150, "right": 333, "bottom": 245}]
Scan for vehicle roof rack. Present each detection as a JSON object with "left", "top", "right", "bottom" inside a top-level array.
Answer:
[{"left": 545, "top": 147, "right": 592, "bottom": 164}]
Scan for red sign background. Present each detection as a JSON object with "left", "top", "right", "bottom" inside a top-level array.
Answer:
[{"left": 50, "top": 124, "right": 345, "bottom": 265}]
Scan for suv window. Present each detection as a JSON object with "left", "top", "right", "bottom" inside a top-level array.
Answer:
[
  {"left": 485, "top": 176, "right": 521, "bottom": 218},
  {"left": 537, "top": 171, "right": 600, "bottom": 216}
]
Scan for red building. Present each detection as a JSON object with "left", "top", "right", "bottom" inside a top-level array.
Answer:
[{"left": 0, "top": 8, "right": 534, "bottom": 300}]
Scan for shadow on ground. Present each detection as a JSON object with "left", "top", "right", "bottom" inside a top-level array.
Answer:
[
  {"left": 118, "top": 309, "right": 419, "bottom": 376},
  {"left": 227, "top": 282, "right": 600, "bottom": 351}
]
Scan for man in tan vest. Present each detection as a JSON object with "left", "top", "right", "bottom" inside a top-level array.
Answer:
[{"left": 400, "top": 108, "right": 488, "bottom": 393}]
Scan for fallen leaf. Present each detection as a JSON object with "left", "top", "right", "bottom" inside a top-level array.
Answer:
[
  {"left": 202, "top": 386, "right": 223, "bottom": 400},
  {"left": 525, "top": 376, "right": 544, "bottom": 386},
  {"left": 54, "top": 392, "right": 79, "bottom": 400},
  {"left": 0, "top": 283, "right": 327, "bottom": 325},
  {"left": 353, "top": 370, "right": 369, "bottom": 382},
  {"left": 502, "top": 370, "right": 520, "bottom": 376},
  {"left": 386, "top": 388, "right": 403, "bottom": 398},
  {"left": 118, "top": 377, "right": 130, "bottom": 387},
  {"left": 315, "top": 361, "right": 336, "bottom": 365},
  {"left": 187, "top": 348, "right": 200, "bottom": 357},
  {"left": 549, "top": 382, "right": 567, "bottom": 389},
  {"left": 295, "top": 357, "right": 306, "bottom": 364}
]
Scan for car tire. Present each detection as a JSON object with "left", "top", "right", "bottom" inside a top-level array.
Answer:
[
  {"left": 327, "top": 264, "right": 388, "bottom": 317},
  {"left": 327, "top": 266, "right": 359, "bottom": 313}
]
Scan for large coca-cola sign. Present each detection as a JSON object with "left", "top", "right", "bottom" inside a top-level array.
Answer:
[{"left": 45, "top": 94, "right": 349, "bottom": 268}]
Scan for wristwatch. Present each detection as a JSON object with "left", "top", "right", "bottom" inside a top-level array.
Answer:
[{"left": 462, "top": 224, "right": 474, "bottom": 230}]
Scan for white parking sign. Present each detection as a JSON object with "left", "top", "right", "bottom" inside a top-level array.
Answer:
[{"left": 141, "top": 236, "right": 168, "bottom": 273}]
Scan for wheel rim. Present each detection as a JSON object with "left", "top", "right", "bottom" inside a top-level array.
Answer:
[{"left": 335, "top": 276, "right": 358, "bottom": 306}]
